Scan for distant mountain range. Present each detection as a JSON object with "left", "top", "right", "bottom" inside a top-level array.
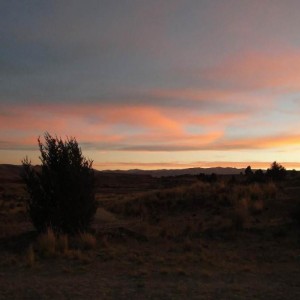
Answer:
[
  {"left": 103, "top": 167, "right": 245, "bottom": 177},
  {"left": 0, "top": 164, "right": 245, "bottom": 181}
]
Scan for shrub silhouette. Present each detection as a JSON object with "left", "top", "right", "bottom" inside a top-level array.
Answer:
[
  {"left": 266, "top": 161, "right": 287, "bottom": 182},
  {"left": 245, "top": 167, "right": 266, "bottom": 183},
  {"left": 253, "top": 169, "right": 266, "bottom": 183},
  {"left": 245, "top": 165, "right": 253, "bottom": 177},
  {"left": 22, "top": 133, "right": 97, "bottom": 234}
]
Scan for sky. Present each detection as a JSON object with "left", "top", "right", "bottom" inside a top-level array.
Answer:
[{"left": 1, "top": 0, "right": 300, "bottom": 170}]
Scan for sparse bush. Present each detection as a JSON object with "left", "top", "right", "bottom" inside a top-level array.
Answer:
[
  {"left": 22, "top": 132, "right": 97, "bottom": 234},
  {"left": 245, "top": 165, "right": 253, "bottom": 177},
  {"left": 244, "top": 166, "right": 267, "bottom": 183}
]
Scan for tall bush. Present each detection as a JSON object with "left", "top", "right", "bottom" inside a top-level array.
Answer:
[
  {"left": 22, "top": 133, "right": 97, "bottom": 234},
  {"left": 266, "top": 161, "right": 287, "bottom": 182}
]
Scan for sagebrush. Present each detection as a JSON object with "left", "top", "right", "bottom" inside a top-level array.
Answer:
[{"left": 22, "top": 133, "right": 97, "bottom": 234}]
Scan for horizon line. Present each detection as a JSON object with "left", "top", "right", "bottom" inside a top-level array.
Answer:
[{"left": 2, "top": 161, "right": 299, "bottom": 171}]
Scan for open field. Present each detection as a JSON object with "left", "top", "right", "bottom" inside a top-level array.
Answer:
[{"left": 0, "top": 165, "right": 300, "bottom": 299}]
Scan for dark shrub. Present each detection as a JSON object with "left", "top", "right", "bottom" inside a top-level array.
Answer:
[
  {"left": 22, "top": 133, "right": 97, "bottom": 234},
  {"left": 253, "top": 169, "right": 266, "bottom": 183},
  {"left": 245, "top": 165, "right": 253, "bottom": 177},
  {"left": 197, "top": 173, "right": 217, "bottom": 183},
  {"left": 266, "top": 161, "right": 287, "bottom": 182}
]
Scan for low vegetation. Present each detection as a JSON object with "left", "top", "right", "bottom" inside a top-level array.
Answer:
[
  {"left": 21, "top": 133, "right": 97, "bottom": 234},
  {"left": 1, "top": 156, "right": 300, "bottom": 299},
  {"left": 103, "top": 181, "right": 277, "bottom": 225}
]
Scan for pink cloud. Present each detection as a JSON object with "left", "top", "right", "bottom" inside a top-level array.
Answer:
[
  {"left": 0, "top": 103, "right": 185, "bottom": 151},
  {"left": 120, "top": 130, "right": 224, "bottom": 151},
  {"left": 207, "top": 51, "right": 300, "bottom": 91},
  {"left": 0, "top": 102, "right": 298, "bottom": 152}
]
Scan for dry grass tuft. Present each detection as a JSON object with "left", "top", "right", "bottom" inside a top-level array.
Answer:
[
  {"left": 30, "top": 230, "right": 97, "bottom": 262},
  {"left": 77, "top": 232, "right": 97, "bottom": 250},
  {"left": 36, "top": 228, "right": 56, "bottom": 257},
  {"left": 65, "top": 249, "right": 92, "bottom": 264},
  {"left": 56, "top": 234, "right": 69, "bottom": 254},
  {"left": 251, "top": 199, "right": 264, "bottom": 214},
  {"left": 25, "top": 244, "right": 35, "bottom": 267},
  {"left": 104, "top": 181, "right": 277, "bottom": 224},
  {"left": 264, "top": 181, "right": 277, "bottom": 198},
  {"left": 232, "top": 198, "right": 250, "bottom": 230}
]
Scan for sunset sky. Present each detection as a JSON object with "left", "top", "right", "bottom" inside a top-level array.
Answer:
[{"left": 1, "top": 0, "right": 300, "bottom": 170}]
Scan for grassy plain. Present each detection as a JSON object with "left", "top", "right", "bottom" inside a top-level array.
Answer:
[{"left": 0, "top": 166, "right": 300, "bottom": 299}]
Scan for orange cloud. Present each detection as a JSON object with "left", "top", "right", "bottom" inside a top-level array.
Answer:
[
  {"left": 219, "top": 133, "right": 300, "bottom": 150},
  {"left": 8, "top": 104, "right": 183, "bottom": 134},
  {"left": 0, "top": 103, "right": 185, "bottom": 151},
  {"left": 0, "top": 102, "right": 298, "bottom": 152},
  {"left": 119, "top": 130, "right": 224, "bottom": 151},
  {"left": 101, "top": 105, "right": 183, "bottom": 134}
]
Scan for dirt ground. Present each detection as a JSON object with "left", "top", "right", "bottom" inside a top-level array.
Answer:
[{"left": 0, "top": 173, "right": 300, "bottom": 299}]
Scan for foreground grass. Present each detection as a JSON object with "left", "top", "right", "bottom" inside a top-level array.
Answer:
[
  {"left": 0, "top": 178, "right": 300, "bottom": 299},
  {"left": 102, "top": 181, "right": 278, "bottom": 233}
]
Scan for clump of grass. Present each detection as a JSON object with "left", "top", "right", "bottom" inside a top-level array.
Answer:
[
  {"left": 56, "top": 234, "right": 69, "bottom": 254},
  {"left": 65, "top": 249, "right": 92, "bottom": 264},
  {"left": 25, "top": 245, "right": 35, "bottom": 267},
  {"left": 251, "top": 199, "right": 264, "bottom": 214},
  {"left": 29, "top": 229, "right": 97, "bottom": 263},
  {"left": 105, "top": 181, "right": 277, "bottom": 221},
  {"left": 248, "top": 184, "right": 263, "bottom": 200},
  {"left": 264, "top": 181, "right": 277, "bottom": 199},
  {"left": 77, "top": 232, "right": 97, "bottom": 250},
  {"left": 231, "top": 198, "right": 250, "bottom": 230},
  {"left": 105, "top": 181, "right": 212, "bottom": 218},
  {"left": 230, "top": 183, "right": 276, "bottom": 205},
  {"left": 36, "top": 228, "right": 56, "bottom": 257}
]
